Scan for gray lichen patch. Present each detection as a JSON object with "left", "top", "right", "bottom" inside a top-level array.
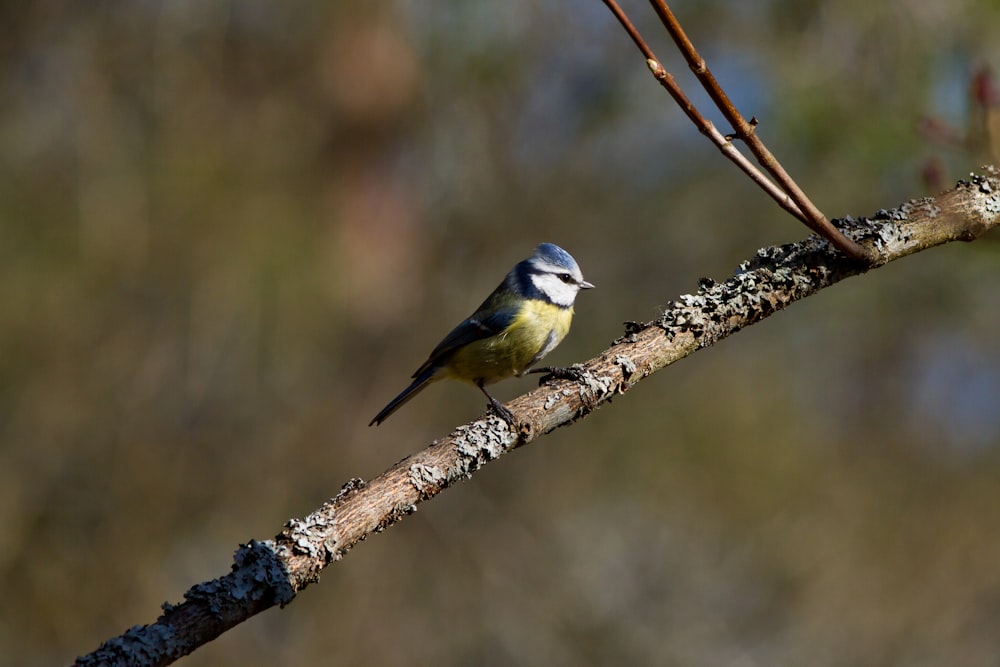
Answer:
[
  {"left": 408, "top": 461, "right": 448, "bottom": 496},
  {"left": 451, "top": 420, "right": 518, "bottom": 476},
  {"left": 614, "top": 354, "right": 637, "bottom": 379}
]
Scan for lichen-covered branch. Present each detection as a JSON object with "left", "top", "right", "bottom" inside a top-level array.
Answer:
[{"left": 74, "top": 169, "right": 1000, "bottom": 667}]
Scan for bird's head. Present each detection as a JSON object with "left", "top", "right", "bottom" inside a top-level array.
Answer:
[{"left": 521, "top": 243, "right": 594, "bottom": 307}]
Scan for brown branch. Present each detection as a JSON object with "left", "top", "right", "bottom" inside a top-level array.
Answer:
[
  {"left": 648, "top": 0, "right": 875, "bottom": 262},
  {"left": 603, "top": 0, "right": 876, "bottom": 262},
  {"left": 601, "top": 0, "right": 810, "bottom": 226},
  {"left": 74, "top": 169, "right": 999, "bottom": 667}
]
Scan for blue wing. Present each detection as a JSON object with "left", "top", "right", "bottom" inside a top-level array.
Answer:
[
  {"left": 370, "top": 285, "right": 519, "bottom": 426},
  {"left": 412, "top": 289, "right": 519, "bottom": 378},
  {"left": 371, "top": 302, "right": 517, "bottom": 426}
]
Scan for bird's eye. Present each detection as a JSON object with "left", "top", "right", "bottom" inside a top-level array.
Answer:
[{"left": 558, "top": 273, "right": 574, "bottom": 284}]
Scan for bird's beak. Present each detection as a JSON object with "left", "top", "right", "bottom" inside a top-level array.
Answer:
[{"left": 580, "top": 279, "right": 595, "bottom": 289}]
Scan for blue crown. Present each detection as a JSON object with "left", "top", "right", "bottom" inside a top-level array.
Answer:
[{"left": 533, "top": 243, "right": 577, "bottom": 270}]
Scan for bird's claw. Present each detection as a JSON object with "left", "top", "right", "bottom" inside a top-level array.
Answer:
[
  {"left": 531, "top": 364, "right": 586, "bottom": 385},
  {"left": 486, "top": 398, "right": 518, "bottom": 428}
]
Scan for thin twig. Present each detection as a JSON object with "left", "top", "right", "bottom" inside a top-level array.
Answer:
[
  {"left": 646, "top": 0, "right": 875, "bottom": 262},
  {"left": 645, "top": 59, "right": 810, "bottom": 223},
  {"left": 601, "top": 0, "right": 810, "bottom": 224},
  {"left": 602, "top": 0, "right": 876, "bottom": 262}
]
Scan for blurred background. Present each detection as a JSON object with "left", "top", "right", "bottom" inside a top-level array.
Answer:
[{"left": 3, "top": 1, "right": 1000, "bottom": 665}]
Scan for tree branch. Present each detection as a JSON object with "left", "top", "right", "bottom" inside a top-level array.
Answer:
[
  {"left": 602, "top": 0, "right": 876, "bottom": 262},
  {"left": 74, "top": 169, "right": 999, "bottom": 667},
  {"left": 600, "top": 0, "right": 806, "bottom": 224}
]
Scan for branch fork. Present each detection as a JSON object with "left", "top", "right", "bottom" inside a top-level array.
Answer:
[{"left": 612, "top": 1, "right": 876, "bottom": 262}]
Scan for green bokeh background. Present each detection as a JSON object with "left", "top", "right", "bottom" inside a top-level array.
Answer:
[{"left": 3, "top": 2, "right": 1000, "bottom": 665}]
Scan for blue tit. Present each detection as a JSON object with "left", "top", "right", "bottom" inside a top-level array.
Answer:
[{"left": 370, "top": 243, "right": 594, "bottom": 426}]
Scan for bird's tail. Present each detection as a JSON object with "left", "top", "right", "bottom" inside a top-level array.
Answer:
[{"left": 369, "top": 367, "right": 438, "bottom": 426}]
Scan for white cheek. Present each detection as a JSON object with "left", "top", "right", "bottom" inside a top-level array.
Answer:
[{"left": 532, "top": 274, "right": 578, "bottom": 306}]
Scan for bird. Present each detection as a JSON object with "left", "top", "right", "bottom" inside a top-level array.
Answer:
[{"left": 369, "top": 243, "right": 594, "bottom": 427}]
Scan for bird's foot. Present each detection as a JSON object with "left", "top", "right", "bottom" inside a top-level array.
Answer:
[
  {"left": 486, "top": 398, "right": 518, "bottom": 428},
  {"left": 530, "top": 364, "right": 586, "bottom": 385}
]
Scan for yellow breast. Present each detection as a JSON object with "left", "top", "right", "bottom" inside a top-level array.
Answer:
[{"left": 445, "top": 300, "right": 574, "bottom": 385}]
